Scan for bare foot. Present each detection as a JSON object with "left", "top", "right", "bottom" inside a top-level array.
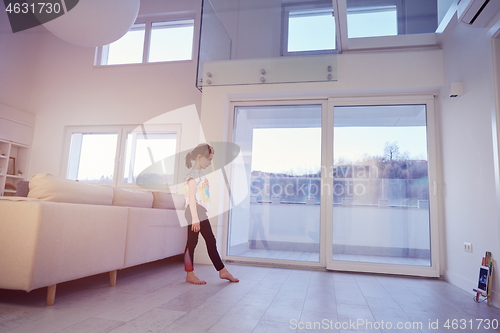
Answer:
[
  {"left": 186, "top": 272, "right": 206, "bottom": 285},
  {"left": 219, "top": 268, "right": 239, "bottom": 282}
]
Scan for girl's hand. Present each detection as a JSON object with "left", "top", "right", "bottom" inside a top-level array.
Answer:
[{"left": 191, "top": 221, "right": 201, "bottom": 232}]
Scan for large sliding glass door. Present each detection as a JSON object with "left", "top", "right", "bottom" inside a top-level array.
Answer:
[
  {"left": 226, "top": 97, "right": 440, "bottom": 277},
  {"left": 327, "top": 99, "right": 439, "bottom": 276},
  {"left": 227, "top": 103, "right": 323, "bottom": 264}
]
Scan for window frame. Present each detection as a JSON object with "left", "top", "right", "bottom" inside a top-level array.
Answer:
[
  {"left": 62, "top": 124, "right": 182, "bottom": 190},
  {"left": 281, "top": 1, "right": 339, "bottom": 56},
  {"left": 281, "top": 0, "right": 439, "bottom": 54},
  {"left": 223, "top": 95, "right": 441, "bottom": 277},
  {"left": 339, "top": 0, "right": 441, "bottom": 52},
  {"left": 99, "top": 23, "right": 147, "bottom": 66},
  {"left": 148, "top": 19, "right": 196, "bottom": 63},
  {"left": 117, "top": 124, "right": 182, "bottom": 189},
  {"left": 95, "top": 15, "right": 196, "bottom": 66}
]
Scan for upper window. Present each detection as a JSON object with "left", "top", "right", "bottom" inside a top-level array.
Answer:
[
  {"left": 96, "top": 18, "right": 195, "bottom": 66},
  {"left": 149, "top": 20, "right": 195, "bottom": 62},
  {"left": 280, "top": 0, "right": 441, "bottom": 55},
  {"left": 345, "top": 0, "right": 438, "bottom": 38},
  {"left": 347, "top": 5, "right": 398, "bottom": 38},
  {"left": 283, "top": 4, "right": 336, "bottom": 55},
  {"left": 64, "top": 125, "right": 181, "bottom": 188},
  {"left": 103, "top": 23, "right": 146, "bottom": 65}
]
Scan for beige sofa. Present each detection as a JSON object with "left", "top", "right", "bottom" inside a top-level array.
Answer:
[{"left": 0, "top": 173, "right": 187, "bottom": 306}]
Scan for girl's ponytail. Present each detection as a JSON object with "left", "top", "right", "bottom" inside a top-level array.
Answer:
[{"left": 185, "top": 152, "right": 193, "bottom": 168}]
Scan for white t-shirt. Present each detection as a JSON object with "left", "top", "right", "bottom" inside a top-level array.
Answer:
[{"left": 184, "top": 168, "right": 210, "bottom": 212}]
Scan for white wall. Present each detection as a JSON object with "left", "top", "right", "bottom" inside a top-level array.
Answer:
[
  {"left": 26, "top": 0, "right": 203, "bottom": 182},
  {"left": 438, "top": 19, "right": 500, "bottom": 307},
  {"left": 0, "top": 8, "right": 41, "bottom": 113}
]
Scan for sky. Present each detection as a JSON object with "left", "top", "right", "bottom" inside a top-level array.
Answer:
[
  {"left": 288, "top": 5, "right": 398, "bottom": 52},
  {"left": 251, "top": 126, "right": 428, "bottom": 174},
  {"left": 106, "top": 22, "right": 194, "bottom": 65},
  {"left": 334, "top": 126, "right": 428, "bottom": 162},
  {"left": 74, "top": 134, "right": 117, "bottom": 181},
  {"left": 75, "top": 124, "right": 429, "bottom": 180},
  {"left": 73, "top": 133, "right": 176, "bottom": 182}
]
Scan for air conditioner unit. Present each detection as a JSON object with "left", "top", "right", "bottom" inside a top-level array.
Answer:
[{"left": 457, "top": 0, "right": 500, "bottom": 27}]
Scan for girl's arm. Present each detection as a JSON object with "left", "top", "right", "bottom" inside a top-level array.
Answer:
[{"left": 188, "top": 178, "right": 200, "bottom": 232}]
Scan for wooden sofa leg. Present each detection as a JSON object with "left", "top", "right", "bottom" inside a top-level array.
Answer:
[
  {"left": 109, "top": 270, "right": 117, "bottom": 287},
  {"left": 46, "top": 284, "right": 56, "bottom": 306}
]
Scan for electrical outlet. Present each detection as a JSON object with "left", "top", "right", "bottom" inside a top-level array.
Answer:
[{"left": 464, "top": 242, "right": 472, "bottom": 253}]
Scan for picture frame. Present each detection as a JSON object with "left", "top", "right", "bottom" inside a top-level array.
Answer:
[
  {"left": 7, "top": 157, "right": 15, "bottom": 175},
  {"left": 477, "top": 265, "right": 490, "bottom": 294}
]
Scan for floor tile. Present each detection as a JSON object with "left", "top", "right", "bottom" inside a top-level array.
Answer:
[{"left": 1, "top": 259, "right": 499, "bottom": 333}]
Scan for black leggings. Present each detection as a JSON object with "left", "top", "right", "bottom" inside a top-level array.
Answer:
[{"left": 184, "top": 205, "right": 225, "bottom": 272}]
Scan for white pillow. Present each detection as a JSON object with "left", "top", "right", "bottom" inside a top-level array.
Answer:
[
  {"left": 152, "top": 192, "right": 185, "bottom": 209},
  {"left": 112, "top": 188, "right": 153, "bottom": 208},
  {"left": 28, "top": 173, "right": 113, "bottom": 206}
]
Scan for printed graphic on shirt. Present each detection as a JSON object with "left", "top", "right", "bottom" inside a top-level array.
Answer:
[
  {"left": 184, "top": 169, "right": 210, "bottom": 212},
  {"left": 199, "top": 177, "right": 210, "bottom": 202}
]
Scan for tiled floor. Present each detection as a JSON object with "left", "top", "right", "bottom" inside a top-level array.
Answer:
[{"left": 1, "top": 257, "right": 499, "bottom": 333}]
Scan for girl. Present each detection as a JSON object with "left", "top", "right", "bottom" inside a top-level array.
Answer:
[{"left": 184, "top": 143, "right": 239, "bottom": 284}]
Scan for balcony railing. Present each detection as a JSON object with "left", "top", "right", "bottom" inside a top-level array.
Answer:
[{"left": 250, "top": 175, "right": 429, "bottom": 208}]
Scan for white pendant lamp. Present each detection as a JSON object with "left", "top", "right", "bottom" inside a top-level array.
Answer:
[{"left": 41, "top": 0, "right": 140, "bottom": 47}]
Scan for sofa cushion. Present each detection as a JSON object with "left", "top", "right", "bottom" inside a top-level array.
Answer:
[
  {"left": 112, "top": 188, "right": 153, "bottom": 208},
  {"left": 152, "top": 192, "right": 185, "bottom": 210},
  {"left": 27, "top": 173, "right": 113, "bottom": 206}
]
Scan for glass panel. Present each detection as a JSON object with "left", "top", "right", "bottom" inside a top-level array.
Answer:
[
  {"left": 196, "top": 0, "right": 338, "bottom": 88},
  {"left": 196, "top": 0, "right": 232, "bottom": 88},
  {"left": 104, "top": 23, "right": 146, "bottom": 65},
  {"left": 288, "top": 8, "right": 336, "bottom": 52},
  {"left": 67, "top": 133, "right": 118, "bottom": 183},
  {"left": 228, "top": 104, "right": 322, "bottom": 262},
  {"left": 149, "top": 20, "right": 194, "bottom": 62},
  {"left": 332, "top": 105, "right": 431, "bottom": 266},
  {"left": 123, "top": 132, "right": 177, "bottom": 185},
  {"left": 196, "top": 0, "right": 448, "bottom": 85}
]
